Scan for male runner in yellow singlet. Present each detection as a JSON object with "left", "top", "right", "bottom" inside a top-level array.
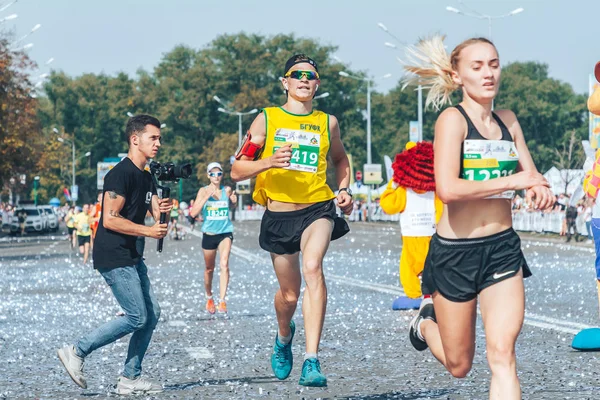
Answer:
[{"left": 231, "top": 54, "right": 353, "bottom": 387}]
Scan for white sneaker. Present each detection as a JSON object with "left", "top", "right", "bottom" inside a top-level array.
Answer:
[
  {"left": 57, "top": 345, "right": 87, "bottom": 389},
  {"left": 116, "top": 376, "right": 163, "bottom": 395}
]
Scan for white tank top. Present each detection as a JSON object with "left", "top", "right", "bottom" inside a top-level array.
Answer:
[{"left": 400, "top": 189, "right": 436, "bottom": 237}]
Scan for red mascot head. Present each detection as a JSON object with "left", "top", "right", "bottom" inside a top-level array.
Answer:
[{"left": 392, "top": 141, "right": 435, "bottom": 192}]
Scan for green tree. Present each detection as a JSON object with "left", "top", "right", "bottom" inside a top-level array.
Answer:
[
  {"left": 496, "top": 62, "right": 587, "bottom": 172},
  {"left": 0, "top": 38, "right": 43, "bottom": 203},
  {"left": 35, "top": 36, "right": 589, "bottom": 205}
]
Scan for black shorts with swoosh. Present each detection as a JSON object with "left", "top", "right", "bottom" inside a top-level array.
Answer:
[{"left": 421, "top": 228, "right": 531, "bottom": 302}]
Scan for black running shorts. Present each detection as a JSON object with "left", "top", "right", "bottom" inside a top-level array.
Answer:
[
  {"left": 259, "top": 200, "right": 350, "bottom": 255},
  {"left": 77, "top": 235, "right": 91, "bottom": 246},
  {"left": 421, "top": 228, "right": 531, "bottom": 302},
  {"left": 202, "top": 232, "right": 233, "bottom": 250}
]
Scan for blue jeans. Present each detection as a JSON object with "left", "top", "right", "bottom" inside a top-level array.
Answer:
[
  {"left": 592, "top": 219, "right": 600, "bottom": 280},
  {"left": 75, "top": 260, "right": 161, "bottom": 378}
]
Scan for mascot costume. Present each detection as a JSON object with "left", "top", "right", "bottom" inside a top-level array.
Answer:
[
  {"left": 573, "top": 61, "right": 600, "bottom": 351},
  {"left": 380, "top": 141, "right": 443, "bottom": 310}
]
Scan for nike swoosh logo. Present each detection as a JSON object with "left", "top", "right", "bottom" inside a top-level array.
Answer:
[{"left": 493, "top": 270, "right": 517, "bottom": 280}]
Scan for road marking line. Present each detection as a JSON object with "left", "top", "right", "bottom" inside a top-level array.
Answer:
[
  {"left": 186, "top": 347, "right": 213, "bottom": 360},
  {"left": 183, "top": 227, "right": 595, "bottom": 336},
  {"left": 168, "top": 320, "right": 188, "bottom": 328},
  {"left": 328, "top": 272, "right": 593, "bottom": 334},
  {"left": 329, "top": 274, "right": 407, "bottom": 296},
  {"left": 524, "top": 312, "right": 593, "bottom": 331},
  {"left": 522, "top": 320, "right": 580, "bottom": 335}
]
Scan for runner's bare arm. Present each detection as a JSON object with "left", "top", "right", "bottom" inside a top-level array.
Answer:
[
  {"left": 225, "top": 186, "right": 237, "bottom": 205},
  {"left": 230, "top": 112, "right": 291, "bottom": 182},
  {"left": 496, "top": 109, "right": 555, "bottom": 210},
  {"left": 329, "top": 115, "right": 353, "bottom": 214},
  {"left": 435, "top": 108, "right": 546, "bottom": 203},
  {"left": 329, "top": 116, "right": 351, "bottom": 190},
  {"left": 189, "top": 187, "right": 215, "bottom": 218}
]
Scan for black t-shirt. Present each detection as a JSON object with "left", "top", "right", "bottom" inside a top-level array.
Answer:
[{"left": 93, "top": 157, "right": 156, "bottom": 270}]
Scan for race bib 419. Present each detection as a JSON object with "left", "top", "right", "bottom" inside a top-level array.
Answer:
[{"left": 273, "top": 129, "right": 320, "bottom": 173}]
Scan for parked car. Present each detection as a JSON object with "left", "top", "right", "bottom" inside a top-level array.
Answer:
[
  {"left": 40, "top": 206, "right": 59, "bottom": 232},
  {"left": 39, "top": 207, "right": 49, "bottom": 232},
  {"left": 1, "top": 208, "right": 12, "bottom": 233},
  {"left": 10, "top": 207, "right": 45, "bottom": 234}
]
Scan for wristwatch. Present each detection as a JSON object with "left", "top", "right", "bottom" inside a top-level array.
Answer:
[{"left": 338, "top": 187, "right": 353, "bottom": 197}]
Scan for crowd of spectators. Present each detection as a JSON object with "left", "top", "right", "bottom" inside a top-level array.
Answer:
[{"left": 512, "top": 193, "right": 594, "bottom": 242}]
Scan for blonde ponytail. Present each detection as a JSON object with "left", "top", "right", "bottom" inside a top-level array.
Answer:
[
  {"left": 400, "top": 35, "right": 497, "bottom": 111},
  {"left": 400, "top": 34, "right": 457, "bottom": 111}
]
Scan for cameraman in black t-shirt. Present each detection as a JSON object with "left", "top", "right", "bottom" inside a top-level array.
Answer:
[{"left": 58, "top": 115, "right": 172, "bottom": 395}]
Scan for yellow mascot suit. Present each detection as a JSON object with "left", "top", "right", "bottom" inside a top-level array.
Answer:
[
  {"left": 573, "top": 61, "right": 600, "bottom": 351},
  {"left": 380, "top": 141, "right": 442, "bottom": 309}
]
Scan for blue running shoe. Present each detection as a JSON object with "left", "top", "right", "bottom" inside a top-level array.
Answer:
[
  {"left": 271, "top": 320, "right": 295, "bottom": 380},
  {"left": 299, "top": 358, "right": 327, "bottom": 387}
]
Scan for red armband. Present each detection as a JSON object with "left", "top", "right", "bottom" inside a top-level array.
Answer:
[{"left": 235, "top": 132, "right": 264, "bottom": 160}]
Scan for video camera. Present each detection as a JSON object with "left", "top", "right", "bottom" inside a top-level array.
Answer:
[
  {"left": 149, "top": 161, "right": 192, "bottom": 182},
  {"left": 149, "top": 161, "right": 192, "bottom": 253}
]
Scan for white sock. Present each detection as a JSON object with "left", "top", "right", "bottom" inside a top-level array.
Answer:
[
  {"left": 304, "top": 352, "right": 318, "bottom": 361},
  {"left": 278, "top": 331, "right": 292, "bottom": 345},
  {"left": 416, "top": 318, "right": 426, "bottom": 342}
]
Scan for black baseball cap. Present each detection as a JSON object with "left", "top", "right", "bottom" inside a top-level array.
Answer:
[{"left": 284, "top": 54, "right": 319, "bottom": 76}]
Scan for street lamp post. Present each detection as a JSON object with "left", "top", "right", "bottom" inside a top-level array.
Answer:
[
  {"left": 0, "top": 13, "right": 17, "bottom": 24},
  {"left": 379, "top": 24, "right": 424, "bottom": 141},
  {"left": 215, "top": 107, "right": 259, "bottom": 148},
  {"left": 54, "top": 128, "right": 82, "bottom": 205},
  {"left": 12, "top": 42, "right": 33, "bottom": 52},
  {"left": 339, "top": 71, "right": 391, "bottom": 220},
  {"left": 12, "top": 23, "right": 41, "bottom": 46},
  {"left": 445, "top": 5, "right": 524, "bottom": 41},
  {"left": 0, "top": 1, "right": 18, "bottom": 14},
  {"left": 213, "top": 95, "right": 258, "bottom": 215},
  {"left": 34, "top": 176, "right": 40, "bottom": 206},
  {"left": 213, "top": 96, "right": 258, "bottom": 147}
]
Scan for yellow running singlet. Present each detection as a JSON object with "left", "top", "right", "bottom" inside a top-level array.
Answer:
[{"left": 253, "top": 107, "right": 335, "bottom": 205}]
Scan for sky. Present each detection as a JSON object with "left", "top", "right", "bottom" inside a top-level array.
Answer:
[{"left": 3, "top": 0, "right": 599, "bottom": 95}]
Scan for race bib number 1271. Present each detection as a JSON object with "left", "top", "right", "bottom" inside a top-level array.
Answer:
[{"left": 462, "top": 140, "right": 519, "bottom": 199}]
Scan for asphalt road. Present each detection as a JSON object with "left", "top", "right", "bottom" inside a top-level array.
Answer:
[{"left": 1, "top": 222, "right": 600, "bottom": 399}]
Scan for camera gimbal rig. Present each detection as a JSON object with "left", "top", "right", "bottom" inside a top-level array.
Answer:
[{"left": 149, "top": 161, "right": 192, "bottom": 252}]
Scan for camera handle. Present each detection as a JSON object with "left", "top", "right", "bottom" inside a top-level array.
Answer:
[{"left": 155, "top": 184, "right": 170, "bottom": 253}]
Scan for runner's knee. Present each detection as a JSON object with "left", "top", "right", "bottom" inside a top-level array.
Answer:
[
  {"left": 486, "top": 341, "right": 516, "bottom": 372},
  {"left": 280, "top": 289, "right": 299, "bottom": 305},
  {"left": 302, "top": 259, "right": 323, "bottom": 278},
  {"left": 219, "top": 257, "right": 229, "bottom": 270},
  {"left": 446, "top": 358, "right": 473, "bottom": 378}
]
